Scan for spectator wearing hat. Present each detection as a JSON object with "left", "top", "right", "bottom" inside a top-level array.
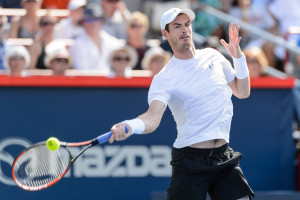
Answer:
[
  {"left": 69, "top": 3, "right": 123, "bottom": 72},
  {"left": 141, "top": 46, "right": 171, "bottom": 76},
  {"left": 101, "top": 0, "right": 130, "bottom": 40},
  {"left": 54, "top": 0, "right": 86, "bottom": 39},
  {"left": 109, "top": 45, "right": 137, "bottom": 78},
  {"left": 44, "top": 45, "right": 72, "bottom": 76},
  {"left": 4, "top": 45, "right": 30, "bottom": 76}
]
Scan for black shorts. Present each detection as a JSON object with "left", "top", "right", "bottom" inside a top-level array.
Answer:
[{"left": 167, "top": 144, "right": 254, "bottom": 200}]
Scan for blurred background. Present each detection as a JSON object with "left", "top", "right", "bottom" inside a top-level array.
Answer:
[{"left": 1, "top": 0, "right": 300, "bottom": 199}]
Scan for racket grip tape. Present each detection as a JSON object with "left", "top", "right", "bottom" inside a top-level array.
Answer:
[{"left": 96, "top": 126, "right": 129, "bottom": 144}]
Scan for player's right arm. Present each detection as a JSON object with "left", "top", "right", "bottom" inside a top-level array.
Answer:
[{"left": 109, "top": 100, "right": 166, "bottom": 143}]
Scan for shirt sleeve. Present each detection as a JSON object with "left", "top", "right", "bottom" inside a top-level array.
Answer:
[
  {"left": 212, "top": 49, "right": 236, "bottom": 83},
  {"left": 148, "top": 71, "right": 172, "bottom": 107}
]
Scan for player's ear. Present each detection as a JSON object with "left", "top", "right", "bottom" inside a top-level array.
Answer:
[{"left": 161, "top": 29, "right": 168, "bottom": 40}]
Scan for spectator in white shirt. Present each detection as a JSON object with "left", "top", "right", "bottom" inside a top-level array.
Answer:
[
  {"left": 69, "top": 3, "right": 123, "bottom": 73},
  {"left": 54, "top": 0, "right": 86, "bottom": 39}
]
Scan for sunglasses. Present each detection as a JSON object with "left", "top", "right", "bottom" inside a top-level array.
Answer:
[
  {"left": 54, "top": 58, "right": 69, "bottom": 63},
  {"left": 113, "top": 56, "right": 130, "bottom": 62},
  {"left": 130, "top": 23, "right": 143, "bottom": 29},
  {"left": 40, "top": 21, "right": 55, "bottom": 27}
]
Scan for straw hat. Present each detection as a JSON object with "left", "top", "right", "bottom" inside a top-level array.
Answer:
[
  {"left": 141, "top": 46, "right": 171, "bottom": 70},
  {"left": 109, "top": 45, "right": 138, "bottom": 69},
  {"left": 44, "top": 46, "right": 72, "bottom": 68}
]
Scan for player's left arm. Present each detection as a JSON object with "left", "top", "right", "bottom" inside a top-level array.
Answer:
[{"left": 220, "top": 22, "right": 250, "bottom": 99}]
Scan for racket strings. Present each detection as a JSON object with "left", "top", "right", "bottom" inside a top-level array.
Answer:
[{"left": 13, "top": 144, "right": 69, "bottom": 187}]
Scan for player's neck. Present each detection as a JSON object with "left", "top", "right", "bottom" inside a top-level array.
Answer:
[{"left": 173, "top": 45, "right": 195, "bottom": 60}]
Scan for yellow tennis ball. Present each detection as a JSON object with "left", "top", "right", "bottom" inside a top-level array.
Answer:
[{"left": 46, "top": 137, "right": 60, "bottom": 151}]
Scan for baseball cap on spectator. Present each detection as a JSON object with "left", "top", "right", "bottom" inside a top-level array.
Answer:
[
  {"left": 83, "top": 3, "right": 104, "bottom": 19},
  {"left": 67, "top": 0, "right": 87, "bottom": 11},
  {"left": 160, "top": 8, "right": 195, "bottom": 30}
]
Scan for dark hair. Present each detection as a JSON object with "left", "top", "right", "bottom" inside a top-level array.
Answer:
[{"left": 165, "top": 24, "right": 170, "bottom": 32}]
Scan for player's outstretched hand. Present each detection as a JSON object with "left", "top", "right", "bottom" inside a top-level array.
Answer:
[
  {"left": 109, "top": 122, "right": 131, "bottom": 143},
  {"left": 220, "top": 22, "right": 243, "bottom": 59}
]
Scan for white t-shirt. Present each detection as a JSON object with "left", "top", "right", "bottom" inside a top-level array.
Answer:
[
  {"left": 54, "top": 17, "right": 85, "bottom": 39},
  {"left": 69, "top": 30, "right": 123, "bottom": 72},
  {"left": 148, "top": 48, "right": 236, "bottom": 148}
]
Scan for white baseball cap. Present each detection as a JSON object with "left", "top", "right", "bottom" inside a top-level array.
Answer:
[
  {"left": 68, "top": 0, "right": 87, "bottom": 11},
  {"left": 160, "top": 8, "right": 195, "bottom": 30}
]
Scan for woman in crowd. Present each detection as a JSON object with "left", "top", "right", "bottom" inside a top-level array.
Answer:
[
  {"left": 244, "top": 46, "right": 268, "bottom": 78},
  {"left": 9, "top": 0, "right": 42, "bottom": 39},
  {"left": 44, "top": 44, "right": 72, "bottom": 76},
  {"left": 126, "top": 11, "right": 150, "bottom": 70},
  {"left": 141, "top": 46, "right": 171, "bottom": 76},
  {"left": 109, "top": 45, "right": 137, "bottom": 78},
  {"left": 4, "top": 45, "right": 30, "bottom": 76},
  {"left": 28, "top": 13, "right": 58, "bottom": 69}
]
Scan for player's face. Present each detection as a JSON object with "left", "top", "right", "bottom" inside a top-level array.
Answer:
[{"left": 166, "top": 14, "right": 193, "bottom": 51}]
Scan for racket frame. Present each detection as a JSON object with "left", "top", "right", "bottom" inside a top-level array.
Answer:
[{"left": 12, "top": 137, "right": 101, "bottom": 191}]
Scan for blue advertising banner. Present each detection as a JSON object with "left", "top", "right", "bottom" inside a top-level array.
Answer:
[{"left": 0, "top": 86, "right": 295, "bottom": 200}]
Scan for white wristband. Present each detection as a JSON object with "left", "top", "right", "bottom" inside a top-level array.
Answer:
[
  {"left": 233, "top": 54, "right": 249, "bottom": 79},
  {"left": 123, "top": 118, "right": 145, "bottom": 134}
]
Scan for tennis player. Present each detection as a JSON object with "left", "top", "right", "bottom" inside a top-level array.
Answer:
[{"left": 110, "top": 8, "right": 254, "bottom": 200}]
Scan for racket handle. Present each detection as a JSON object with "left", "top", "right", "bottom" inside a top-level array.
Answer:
[
  {"left": 96, "top": 126, "right": 128, "bottom": 144},
  {"left": 97, "top": 132, "right": 112, "bottom": 144}
]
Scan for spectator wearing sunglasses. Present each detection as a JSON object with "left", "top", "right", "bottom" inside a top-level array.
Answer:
[
  {"left": 28, "top": 14, "right": 58, "bottom": 69},
  {"left": 100, "top": 0, "right": 130, "bottom": 40},
  {"left": 44, "top": 44, "right": 72, "bottom": 76},
  {"left": 69, "top": 3, "right": 123, "bottom": 73},
  {"left": 4, "top": 45, "right": 30, "bottom": 76},
  {"left": 54, "top": 0, "right": 86, "bottom": 39},
  {"left": 126, "top": 12, "right": 150, "bottom": 70},
  {"left": 9, "top": 0, "right": 42, "bottom": 39},
  {"left": 108, "top": 45, "right": 137, "bottom": 78}
]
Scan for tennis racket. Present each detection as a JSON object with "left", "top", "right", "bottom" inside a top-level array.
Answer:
[{"left": 11, "top": 129, "right": 125, "bottom": 191}]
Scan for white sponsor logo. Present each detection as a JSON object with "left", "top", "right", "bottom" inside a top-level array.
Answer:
[
  {"left": 71, "top": 145, "right": 172, "bottom": 177},
  {"left": 0, "top": 137, "right": 32, "bottom": 186},
  {"left": 0, "top": 137, "right": 171, "bottom": 186}
]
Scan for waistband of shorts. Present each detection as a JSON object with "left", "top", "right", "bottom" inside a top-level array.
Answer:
[{"left": 173, "top": 143, "right": 229, "bottom": 155}]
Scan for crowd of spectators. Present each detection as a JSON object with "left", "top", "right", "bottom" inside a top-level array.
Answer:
[{"left": 0, "top": 0, "right": 299, "bottom": 79}]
